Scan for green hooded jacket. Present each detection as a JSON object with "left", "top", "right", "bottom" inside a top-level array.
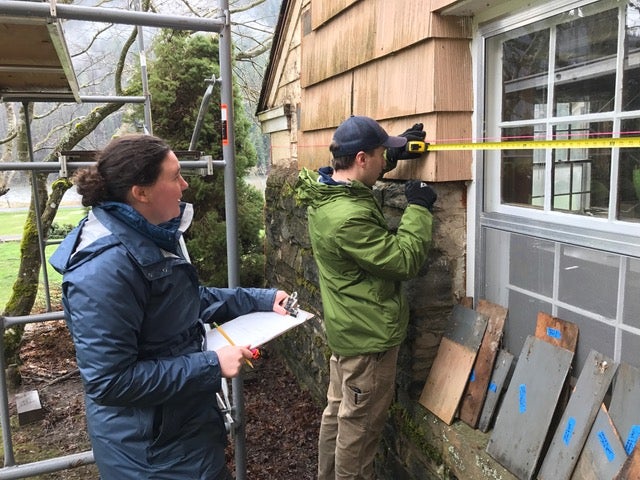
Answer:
[{"left": 295, "top": 167, "right": 433, "bottom": 356}]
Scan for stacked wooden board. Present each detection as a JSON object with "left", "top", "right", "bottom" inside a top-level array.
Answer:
[{"left": 419, "top": 301, "right": 640, "bottom": 479}]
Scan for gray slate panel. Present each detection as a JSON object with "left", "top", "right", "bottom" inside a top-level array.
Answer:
[
  {"left": 571, "top": 404, "right": 626, "bottom": 479},
  {"left": 609, "top": 363, "right": 640, "bottom": 458},
  {"left": 538, "top": 350, "right": 617, "bottom": 480},
  {"left": 486, "top": 335, "right": 573, "bottom": 480},
  {"left": 478, "top": 349, "right": 514, "bottom": 433},
  {"left": 445, "top": 303, "right": 488, "bottom": 348}
]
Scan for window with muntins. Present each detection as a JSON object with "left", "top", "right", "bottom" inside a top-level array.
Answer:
[
  {"left": 484, "top": 1, "right": 640, "bottom": 225},
  {"left": 479, "top": 0, "right": 640, "bottom": 370}
]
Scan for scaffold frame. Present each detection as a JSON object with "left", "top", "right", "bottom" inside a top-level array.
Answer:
[{"left": 0, "top": 1, "right": 249, "bottom": 478}]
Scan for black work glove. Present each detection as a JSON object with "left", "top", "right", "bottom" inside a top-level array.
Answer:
[
  {"left": 405, "top": 180, "right": 437, "bottom": 212},
  {"left": 385, "top": 123, "right": 427, "bottom": 169}
]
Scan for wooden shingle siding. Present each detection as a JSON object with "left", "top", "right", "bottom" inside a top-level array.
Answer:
[
  {"left": 304, "top": 0, "right": 470, "bottom": 87},
  {"left": 258, "top": 0, "right": 474, "bottom": 181},
  {"left": 296, "top": 0, "right": 473, "bottom": 180},
  {"left": 310, "top": 0, "right": 360, "bottom": 29}
]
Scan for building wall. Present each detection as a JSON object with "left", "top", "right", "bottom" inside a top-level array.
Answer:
[
  {"left": 259, "top": 0, "right": 640, "bottom": 477},
  {"left": 259, "top": 0, "right": 474, "bottom": 181},
  {"left": 258, "top": 0, "right": 307, "bottom": 166}
]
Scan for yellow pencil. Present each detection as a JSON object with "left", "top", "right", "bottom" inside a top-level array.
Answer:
[{"left": 212, "top": 322, "right": 254, "bottom": 368}]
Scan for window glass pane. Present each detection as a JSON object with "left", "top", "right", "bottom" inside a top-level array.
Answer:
[
  {"left": 501, "top": 126, "right": 545, "bottom": 207},
  {"left": 623, "top": 64, "right": 640, "bottom": 111},
  {"left": 509, "top": 233, "right": 554, "bottom": 297},
  {"left": 554, "top": 73, "right": 616, "bottom": 115},
  {"left": 556, "top": 308, "right": 615, "bottom": 372},
  {"left": 623, "top": 2, "right": 640, "bottom": 111},
  {"left": 623, "top": 257, "right": 640, "bottom": 329},
  {"left": 502, "top": 30, "right": 549, "bottom": 121},
  {"left": 551, "top": 122, "right": 612, "bottom": 216},
  {"left": 482, "top": 228, "right": 510, "bottom": 307},
  {"left": 504, "top": 289, "right": 552, "bottom": 361},
  {"left": 621, "top": 333, "right": 640, "bottom": 368},
  {"left": 617, "top": 118, "right": 640, "bottom": 221},
  {"left": 558, "top": 245, "right": 619, "bottom": 318},
  {"left": 554, "top": 9, "right": 618, "bottom": 116}
]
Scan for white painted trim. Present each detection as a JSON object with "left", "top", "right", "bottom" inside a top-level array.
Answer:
[{"left": 257, "top": 105, "right": 291, "bottom": 133}]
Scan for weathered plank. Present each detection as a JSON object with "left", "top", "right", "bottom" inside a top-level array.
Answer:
[
  {"left": 458, "top": 296, "right": 473, "bottom": 308},
  {"left": 459, "top": 300, "right": 507, "bottom": 428},
  {"left": 478, "top": 349, "right": 514, "bottom": 433},
  {"left": 419, "top": 304, "right": 488, "bottom": 425},
  {"left": 614, "top": 443, "right": 640, "bottom": 480},
  {"left": 418, "top": 337, "right": 477, "bottom": 425},
  {"left": 609, "top": 363, "right": 640, "bottom": 459},
  {"left": 538, "top": 350, "right": 618, "bottom": 480},
  {"left": 536, "top": 312, "right": 578, "bottom": 353},
  {"left": 571, "top": 404, "right": 627, "bottom": 480},
  {"left": 486, "top": 336, "right": 573, "bottom": 480},
  {"left": 535, "top": 311, "right": 579, "bottom": 352}
]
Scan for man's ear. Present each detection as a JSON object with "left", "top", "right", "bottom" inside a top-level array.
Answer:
[
  {"left": 354, "top": 151, "right": 367, "bottom": 168},
  {"left": 130, "top": 185, "right": 151, "bottom": 204}
]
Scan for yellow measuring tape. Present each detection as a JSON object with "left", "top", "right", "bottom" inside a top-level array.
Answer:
[{"left": 411, "top": 136, "right": 640, "bottom": 152}]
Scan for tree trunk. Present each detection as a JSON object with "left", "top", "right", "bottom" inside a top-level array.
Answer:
[
  {"left": 1, "top": 13, "right": 139, "bottom": 364},
  {"left": 2, "top": 101, "right": 127, "bottom": 364}
]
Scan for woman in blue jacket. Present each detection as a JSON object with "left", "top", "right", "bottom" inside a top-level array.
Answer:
[{"left": 50, "top": 134, "right": 289, "bottom": 480}]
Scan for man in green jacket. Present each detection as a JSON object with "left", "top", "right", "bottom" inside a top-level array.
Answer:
[{"left": 295, "top": 116, "right": 436, "bottom": 479}]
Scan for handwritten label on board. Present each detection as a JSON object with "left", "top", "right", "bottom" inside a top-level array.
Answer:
[
  {"left": 563, "top": 417, "right": 576, "bottom": 446},
  {"left": 598, "top": 430, "right": 616, "bottom": 462},
  {"left": 546, "top": 327, "right": 562, "bottom": 339},
  {"left": 519, "top": 384, "right": 527, "bottom": 414},
  {"left": 625, "top": 425, "right": 640, "bottom": 455}
]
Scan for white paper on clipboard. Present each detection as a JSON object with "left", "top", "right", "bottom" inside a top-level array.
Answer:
[{"left": 205, "top": 309, "right": 314, "bottom": 351}]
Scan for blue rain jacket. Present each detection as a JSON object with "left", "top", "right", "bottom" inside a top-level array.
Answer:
[{"left": 50, "top": 202, "right": 277, "bottom": 479}]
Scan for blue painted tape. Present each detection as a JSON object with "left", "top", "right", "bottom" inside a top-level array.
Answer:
[
  {"left": 470, "top": 369, "right": 475, "bottom": 382},
  {"left": 488, "top": 382, "right": 497, "bottom": 393}
]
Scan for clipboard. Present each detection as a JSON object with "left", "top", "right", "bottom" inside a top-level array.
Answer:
[{"left": 205, "top": 309, "right": 314, "bottom": 351}]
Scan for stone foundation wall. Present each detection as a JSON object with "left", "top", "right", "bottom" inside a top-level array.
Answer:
[{"left": 264, "top": 164, "right": 516, "bottom": 480}]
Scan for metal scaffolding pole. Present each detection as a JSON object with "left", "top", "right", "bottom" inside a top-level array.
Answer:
[
  {"left": 135, "top": 0, "right": 153, "bottom": 134},
  {"left": 23, "top": 102, "right": 52, "bottom": 311},
  {"left": 216, "top": 0, "right": 247, "bottom": 478},
  {"left": 0, "top": 1, "right": 247, "bottom": 477},
  {"left": 0, "top": 1, "right": 224, "bottom": 32}
]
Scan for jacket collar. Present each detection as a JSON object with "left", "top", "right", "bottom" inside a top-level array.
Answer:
[
  {"left": 50, "top": 202, "right": 194, "bottom": 275},
  {"left": 99, "top": 201, "right": 191, "bottom": 255}
]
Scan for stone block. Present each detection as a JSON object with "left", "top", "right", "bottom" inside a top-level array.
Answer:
[{"left": 15, "top": 390, "right": 44, "bottom": 426}]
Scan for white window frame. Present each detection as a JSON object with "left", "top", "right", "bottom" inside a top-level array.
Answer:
[
  {"left": 479, "top": 0, "right": 640, "bottom": 239},
  {"left": 470, "top": 0, "right": 640, "bottom": 367}
]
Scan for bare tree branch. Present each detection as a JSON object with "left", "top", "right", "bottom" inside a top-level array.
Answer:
[
  {"left": 230, "top": 0, "right": 267, "bottom": 15},
  {"left": 71, "top": 23, "right": 114, "bottom": 58},
  {"left": 234, "top": 38, "right": 272, "bottom": 60}
]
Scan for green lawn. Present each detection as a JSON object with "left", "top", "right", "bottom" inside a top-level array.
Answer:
[
  {"left": 1, "top": 207, "right": 86, "bottom": 237},
  {"left": 0, "top": 207, "right": 85, "bottom": 309}
]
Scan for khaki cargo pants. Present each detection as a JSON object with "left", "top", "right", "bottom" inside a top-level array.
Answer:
[{"left": 317, "top": 345, "right": 399, "bottom": 480}]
